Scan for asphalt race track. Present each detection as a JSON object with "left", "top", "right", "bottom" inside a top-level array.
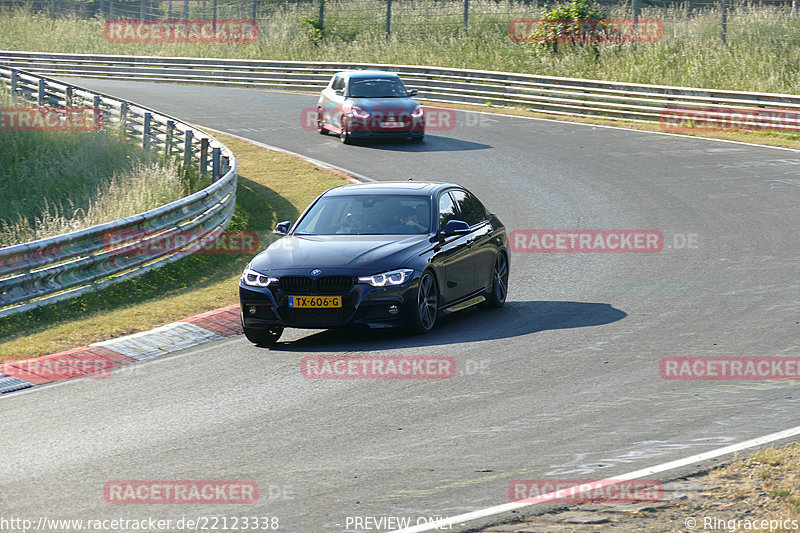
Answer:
[{"left": 2, "top": 79, "right": 799, "bottom": 532}]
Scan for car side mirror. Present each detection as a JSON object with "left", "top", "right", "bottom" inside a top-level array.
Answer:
[
  {"left": 408, "top": 89, "right": 418, "bottom": 96},
  {"left": 335, "top": 89, "right": 344, "bottom": 96},
  {"left": 443, "top": 220, "right": 470, "bottom": 236},
  {"left": 273, "top": 221, "right": 292, "bottom": 235}
]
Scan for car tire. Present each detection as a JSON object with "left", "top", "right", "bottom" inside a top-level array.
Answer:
[
  {"left": 412, "top": 271, "right": 438, "bottom": 334},
  {"left": 340, "top": 116, "right": 352, "bottom": 144},
  {"left": 243, "top": 324, "right": 284, "bottom": 346},
  {"left": 317, "top": 108, "right": 328, "bottom": 135},
  {"left": 484, "top": 252, "right": 509, "bottom": 308}
]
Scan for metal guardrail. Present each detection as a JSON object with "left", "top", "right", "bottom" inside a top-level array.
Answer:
[
  {"left": 2, "top": 50, "right": 800, "bottom": 126},
  {"left": 0, "top": 67, "right": 238, "bottom": 318}
]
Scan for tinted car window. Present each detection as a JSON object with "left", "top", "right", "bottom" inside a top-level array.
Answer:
[
  {"left": 438, "top": 192, "right": 458, "bottom": 231},
  {"left": 451, "top": 189, "right": 485, "bottom": 227},
  {"left": 348, "top": 78, "right": 408, "bottom": 98},
  {"left": 293, "top": 195, "right": 431, "bottom": 235}
]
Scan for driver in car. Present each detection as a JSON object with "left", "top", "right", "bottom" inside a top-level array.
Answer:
[{"left": 399, "top": 206, "right": 427, "bottom": 232}]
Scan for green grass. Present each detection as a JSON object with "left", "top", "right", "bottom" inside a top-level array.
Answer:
[
  {"left": 1, "top": 3, "right": 800, "bottom": 93},
  {"left": 0, "top": 131, "right": 349, "bottom": 360},
  {"left": 0, "top": 90, "right": 194, "bottom": 247}
]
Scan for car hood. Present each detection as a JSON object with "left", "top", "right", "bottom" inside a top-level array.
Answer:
[
  {"left": 249, "top": 234, "right": 431, "bottom": 274},
  {"left": 347, "top": 97, "right": 419, "bottom": 113}
]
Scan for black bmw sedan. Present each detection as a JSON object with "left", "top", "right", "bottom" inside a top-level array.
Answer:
[{"left": 239, "top": 181, "right": 508, "bottom": 345}]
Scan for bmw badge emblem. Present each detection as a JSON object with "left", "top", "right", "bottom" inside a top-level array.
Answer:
[{"left": 311, "top": 269, "right": 322, "bottom": 276}]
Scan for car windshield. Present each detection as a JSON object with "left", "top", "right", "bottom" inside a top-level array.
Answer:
[
  {"left": 348, "top": 78, "right": 409, "bottom": 98},
  {"left": 294, "top": 195, "right": 432, "bottom": 235}
]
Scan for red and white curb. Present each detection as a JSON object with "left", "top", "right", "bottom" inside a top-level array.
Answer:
[{"left": 0, "top": 304, "right": 243, "bottom": 394}]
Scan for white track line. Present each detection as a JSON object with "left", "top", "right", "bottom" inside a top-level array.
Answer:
[{"left": 391, "top": 424, "right": 800, "bottom": 532}]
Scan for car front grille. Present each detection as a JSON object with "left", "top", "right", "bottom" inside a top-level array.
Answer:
[
  {"left": 316, "top": 276, "right": 354, "bottom": 294},
  {"left": 279, "top": 276, "right": 353, "bottom": 294},
  {"left": 279, "top": 276, "right": 314, "bottom": 293}
]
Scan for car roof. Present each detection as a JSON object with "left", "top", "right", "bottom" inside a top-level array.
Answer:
[
  {"left": 335, "top": 70, "right": 400, "bottom": 80},
  {"left": 323, "top": 181, "right": 461, "bottom": 197}
]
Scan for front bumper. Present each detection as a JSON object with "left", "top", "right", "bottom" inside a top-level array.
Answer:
[{"left": 239, "top": 274, "right": 421, "bottom": 330}]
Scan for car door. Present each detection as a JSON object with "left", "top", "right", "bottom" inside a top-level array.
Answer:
[
  {"left": 450, "top": 189, "right": 496, "bottom": 294},
  {"left": 320, "top": 74, "right": 347, "bottom": 130},
  {"left": 432, "top": 190, "right": 475, "bottom": 303}
]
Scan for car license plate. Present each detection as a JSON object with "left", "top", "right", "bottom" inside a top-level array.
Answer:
[
  {"left": 288, "top": 296, "right": 342, "bottom": 308},
  {"left": 380, "top": 122, "right": 405, "bottom": 128}
]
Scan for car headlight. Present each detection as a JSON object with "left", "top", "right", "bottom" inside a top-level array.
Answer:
[
  {"left": 242, "top": 268, "right": 278, "bottom": 287},
  {"left": 411, "top": 106, "right": 424, "bottom": 118},
  {"left": 358, "top": 268, "right": 414, "bottom": 287},
  {"left": 349, "top": 106, "right": 370, "bottom": 119}
]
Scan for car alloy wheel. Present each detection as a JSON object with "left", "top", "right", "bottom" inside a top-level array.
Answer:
[
  {"left": 317, "top": 107, "right": 328, "bottom": 135},
  {"left": 413, "top": 271, "right": 438, "bottom": 333},
  {"left": 486, "top": 252, "right": 508, "bottom": 308},
  {"left": 340, "top": 115, "right": 352, "bottom": 144}
]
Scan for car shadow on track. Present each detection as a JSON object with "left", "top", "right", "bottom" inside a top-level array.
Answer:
[
  {"left": 343, "top": 135, "right": 490, "bottom": 152},
  {"left": 264, "top": 300, "right": 626, "bottom": 352}
]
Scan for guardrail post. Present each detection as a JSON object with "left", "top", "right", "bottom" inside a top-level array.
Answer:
[
  {"left": 632, "top": 0, "right": 640, "bottom": 20},
  {"left": 222, "top": 155, "right": 230, "bottom": 175},
  {"left": 165, "top": 120, "right": 175, "bottom": 161},
  {"left": 386, "top": 0, "right": 392, "bottom": 37},
  {"left": 92, "top": 94, "right": 101, "bottom": 113},
  {"left": 10, "top": 70, "right": 18, "bottom": 104},
  {"left": 721, "top": 0, "right": 728, "bottom": 44},
  {"left": 212, "top": 147, "right": 221, "bottom": 181},
  {"left": 65, "top": 86, "right": 73, "bottom": 107},
  {"left": 183, "top": 129, "right": 193, "bottom": 172},
  {"left": 143, "top": 112, "right": 152, "bottom": 150},
  {"left": 38, "top": 79, "right": 46, "bottom": 106},
  {"left": 119, "top": 102, "right": 128, "bottom": 133},
  {"left": 318, "top": 0, "right": 325, "bottom": 33},
  {"left": 252, "top": 0, "right": 258, "bottom": 21},
  {"left": 200, "top": 137, "right": 209, "bottom": 177},
  {"left": 463, "top": 0, "right": 469, "bottom": 33}
]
